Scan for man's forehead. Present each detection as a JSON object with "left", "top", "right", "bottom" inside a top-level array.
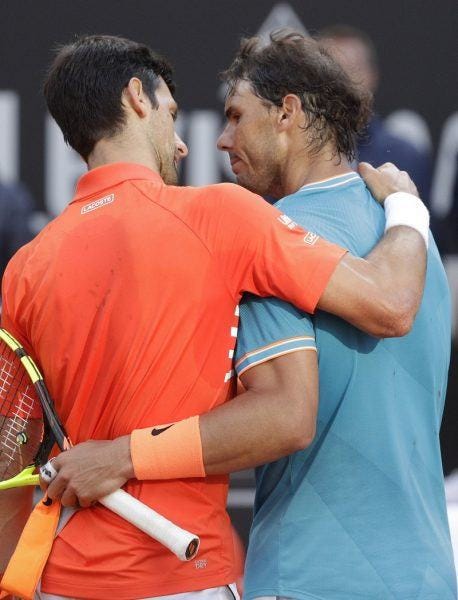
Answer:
[
  {"left": 156, "top": 77, "right": 171, "bottom": 97},
  {"left": 224, "top": 80, "right": 257, "bottom": 110},
  {"left": 156, "top": 77, "right": 177, "bottom": 107}
]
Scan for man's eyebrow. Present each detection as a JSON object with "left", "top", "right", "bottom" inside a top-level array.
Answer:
[{"left": 224, "top": 106, "right": 235, "bottom": 119}]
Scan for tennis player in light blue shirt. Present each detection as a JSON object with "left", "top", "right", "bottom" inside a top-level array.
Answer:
[
  {"left": 214, "top": 30, "right": 457, "bottom": 600},
  {"left": 235, "top": 171, "right": 456, "bottom": 599}
]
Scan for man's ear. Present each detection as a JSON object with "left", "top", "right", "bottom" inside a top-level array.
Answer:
[
  {"left": 122, "top": 77, "right": 149, "bottom": 118},
  {"left": 277, "top": 94, "right": 303, "bottom": 132}
]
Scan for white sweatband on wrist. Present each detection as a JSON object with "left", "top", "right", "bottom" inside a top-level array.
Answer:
[{"left": 384, "top": 192, "right": 430, "bottom": 249}]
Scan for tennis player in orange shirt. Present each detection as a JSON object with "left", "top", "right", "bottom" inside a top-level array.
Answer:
[{"left": 0, "top": 35, "right": 428, "bottom": 599}]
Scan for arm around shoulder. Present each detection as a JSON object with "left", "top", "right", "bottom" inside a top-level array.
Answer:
[
  {"left": 318, "top": 164, "right": 429, "bottom": 338},
  {"left": 318, "top": 224, "right": 426, "bottom": 338}
]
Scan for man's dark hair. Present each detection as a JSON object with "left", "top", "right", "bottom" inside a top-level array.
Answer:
[
  {"left": 44, "top": 35, "right": 175, "bottom": 160},
  {"left": 221, "top": 30, "right": 372, "bottom": 162}
]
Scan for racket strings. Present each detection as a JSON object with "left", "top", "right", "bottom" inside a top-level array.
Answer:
[{"left": 0, "top": 341, "right": 43, "bottom": 481}]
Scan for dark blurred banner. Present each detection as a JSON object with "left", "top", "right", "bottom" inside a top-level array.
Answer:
[{"left": 0, "top": 0, "right": 456, "bottom": 471}]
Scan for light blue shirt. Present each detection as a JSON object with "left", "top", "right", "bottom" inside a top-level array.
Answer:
[{"left": 235, "top": 173, "right": 456, "bottom": 600}]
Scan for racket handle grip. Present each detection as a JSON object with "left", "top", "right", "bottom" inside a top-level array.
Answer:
[
  {"left": 100, "top": 489, "right": 200, "bottom": 561},
  {"left": 40, "top": 462, "right": 199, "bottom": 561}
]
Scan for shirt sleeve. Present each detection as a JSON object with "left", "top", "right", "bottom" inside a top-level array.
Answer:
[
  {"left": 235, "top": 293, "right": 316, "bottom": 377},
  {"left": 197, "top": 183, "right": 347, "bottom": 314}
]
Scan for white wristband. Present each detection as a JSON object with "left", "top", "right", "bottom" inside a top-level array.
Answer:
[{"left": 384, "top": 192, "right": 430, "bottom": 249}]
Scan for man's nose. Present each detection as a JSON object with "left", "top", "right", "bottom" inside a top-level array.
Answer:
[
  {"left": 175, "top": 133, "right": 188, "bottom": 158},
  {"left": 217, "top": 125, "right": 232, "bottom": 152}
]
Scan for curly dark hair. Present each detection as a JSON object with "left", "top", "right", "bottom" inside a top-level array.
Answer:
[
  {"left": 221, "top": 30, "right": 372, "bottom": 162},
  {"left": 44, "top": 35, "right": 175, "bottom": 161}
]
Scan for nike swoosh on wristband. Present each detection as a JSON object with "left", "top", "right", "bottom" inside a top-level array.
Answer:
[{"left": 151, "top": 424, "right": 175, "bottom": 436}]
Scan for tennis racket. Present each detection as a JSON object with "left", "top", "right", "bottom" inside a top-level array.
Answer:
[{"left": 0, "top": 328, "right": 199, "bottom": 561}]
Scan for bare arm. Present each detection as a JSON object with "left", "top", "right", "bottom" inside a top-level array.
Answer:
[
  {"left": 201, "top": 350, "right": 318, "bottom": 474},
  {"left": 42, "top": 350, "right": 318, "bottom": 504},
  {"left": 318, "top": 162, "right": 427, "bottom": 338},
  {"left": 318, "top": 225, "right": 425, "bottom": 337}
]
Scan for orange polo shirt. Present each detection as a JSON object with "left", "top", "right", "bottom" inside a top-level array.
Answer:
[{"left": 1, "top": 163, "right": 345, "bottom": 599}]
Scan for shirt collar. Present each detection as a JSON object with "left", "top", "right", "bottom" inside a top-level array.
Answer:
[
  {"left": 299, "top": 172, "right": 360, "bottom": 191},
  {"left": 72, "top": 162, "right": 163, "bottom": 202}
]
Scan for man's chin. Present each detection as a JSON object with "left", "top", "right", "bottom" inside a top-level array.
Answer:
[
  {"left": 235, "top": 175, "right": 264, "bottom": 196},
  {"left": 162, "top": 165, "right": 179, "bottom": 186}
]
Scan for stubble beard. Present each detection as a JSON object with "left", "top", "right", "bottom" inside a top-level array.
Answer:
[
  {"left": 236, "top": 156, "right": 283, "bottom": 199},
  {"left": 236, "top": 130, "right": 283, "bottom": 197},
  {"left": 160, "top": 143, "right": 179, "bottom": 185},
  {"left": 162, "top": 163, "right": 179, "bottom": 185}
]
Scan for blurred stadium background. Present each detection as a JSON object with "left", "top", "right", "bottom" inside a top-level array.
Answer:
[{"left": 0, "top": 0, "right": 456, "bottom": 558}]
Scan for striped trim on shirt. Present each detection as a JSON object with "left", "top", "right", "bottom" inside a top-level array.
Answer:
[
  {"left": 235, "top": 336, "right": 316, "bottom": 377},
  {"left": 298, "top": 172, "right": 361, "bottom": 193}
]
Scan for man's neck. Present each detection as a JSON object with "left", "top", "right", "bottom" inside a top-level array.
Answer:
[
  {"left": 300, "top": 159, "right": 354, "bottom": 188},
  {"left": 87, "top": 136, "right": 160, "bottom": 174},
  {"left": 278, "top": 149, "right": 353, "bottom": 198}
]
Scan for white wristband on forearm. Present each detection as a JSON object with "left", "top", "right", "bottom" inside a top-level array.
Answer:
[{"left": 384, "top": 192, "right": 430, "bottom": 249}]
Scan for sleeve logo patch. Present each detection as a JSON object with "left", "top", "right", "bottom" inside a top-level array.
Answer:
[
  {"left": 278, "top": 214, "right": 298, "bottom": 230},
  {"left": 81, "top": 193, "right": 115, "bottom": 214},
  {"left": 303, "top": 231, "right": 319, "bottom": 245}
]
